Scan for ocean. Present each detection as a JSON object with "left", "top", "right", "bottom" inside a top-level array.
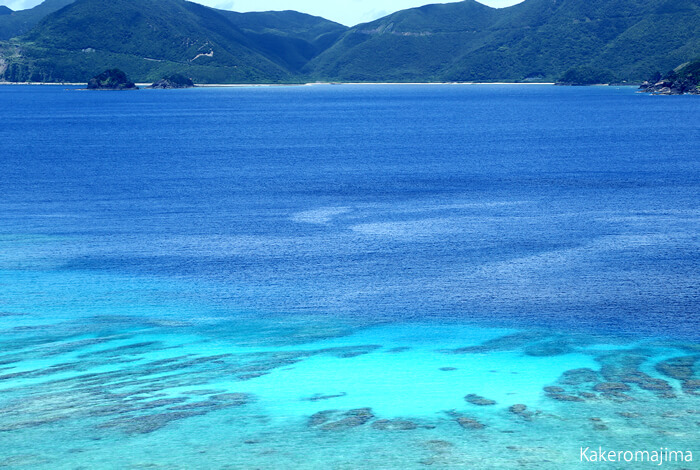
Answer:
[{"left": 0, "top": 84, "right": 698, "bottom": 468}]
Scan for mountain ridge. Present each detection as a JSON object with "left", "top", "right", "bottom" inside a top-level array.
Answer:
[
  {"left": 1, "top": 0, "right": 346, "bottom": 83},
  {"left": 1, "top": 0, "right": 699, "bottom": 84},
  {"left": 0, "top": 0, "right": 75, "bottom": 40},
  {"left": 307, "top": 0, "right": 700, "bottom": 82}
]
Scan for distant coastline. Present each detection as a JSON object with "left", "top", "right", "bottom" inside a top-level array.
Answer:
[
  {"left": 2, "top": 0, "right": 698, "bottom": 89},
  {"left": 0, "top": 81, "right": 560, "bottom": 87}
]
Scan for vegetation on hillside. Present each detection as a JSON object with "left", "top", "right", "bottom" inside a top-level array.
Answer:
[
  {"left": 0, "top": 0, "right": 345, "bottom": 84},
  {"left": 556, "top": 66, "right": 616, "bottom": 85},
  {"left": 0, "top": 0, "right": 75, "bottom": 40},
  {"left": 0, "top": 0, "right": 699, "bottom": 84},
  {"left": 220, "top": 10, "right": 347, "bottom": 72},
  {"left": 307, "top": 0, "right": 700, "bottom": 83}
]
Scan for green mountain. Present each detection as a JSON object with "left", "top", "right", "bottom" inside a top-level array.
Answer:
[
  {"left": 220, "top": 10, "right": 347, "bottom": 72},
  {"left": 0, "top": 0, "right": 346, "bottom": 83},
  {"left": 1, "top": 0, "right": 699, "bottom": 84},
  {"left": 0, "top": 0, "right": 75, "bottom": 40},
  {"left": 307, "top": 0, "right": 700, "bottom": 83}
]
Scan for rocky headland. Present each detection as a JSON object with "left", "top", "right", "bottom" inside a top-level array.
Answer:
[
  {"left": 639, "top": 60, "right": 700, "bottom": 95},
  {"left": 149, "top": 73, "right": 195, "bottom": 89},
  {"left": 87, "top": 68, "right": 137, "bottom": 90}
]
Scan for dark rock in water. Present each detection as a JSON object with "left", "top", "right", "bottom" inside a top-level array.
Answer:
[
  {"left": 594, "top": 382, "right": 631, "bottom": 392},
  {"left": 509, "top": 404, "right": 534, "bottom": 421},
  {"left": 561, "top": 368, "right": 599, "bottom": 385},
  {"left": 510, "top": 404, "right": 527, "bottom": 413},
  {"left": 303, "top": 392, "right": 347, "bottom": 402},
  {"left": 456, "top": 417, "right": 485, "bottom": 430},
  {"left": 310, "top": 408, "right": 375, "bottom": 430},
  {"left": 209, "top": 393, "right": 250, "bottom": 406},
  {"left": 439, "top": 367, "right": 457, "bottom": 371},
  {"left": 87, "top": 69, "right": 137, "bottom": 90},
  {"left": 617, "top": 412, "right": 641, "bottom": 419},
  {"left": 322, "top": 408, "right": 374, "bottom": 430},
  {"left": 637, "top": 378, "right": 673, "bottom": 392},
  {"left": 149, "top": 74, "right": 195, "bottom": 89},
  {"left": 386, "top": 347, "right": 411, "bottom": 353},
  {"left": 371, "top": 419, "right": 418, "bottom": 431},
  {"left": 580, "top": 392, "right": 597, "bottom": 399},
  {"left": 543, "top": 382, "right": 586, "bottom": 402},
  {"left": 615, "top": 372, "right": 646, "bottom": 384},
  {"left": 549, "top": 394, "right": 584, "bottom": 402},
  {"left": 465, "top": 394, "right": 496, "bottom": 406},
  {"left": 308, "top": 410, "right": 336, "bottom": 427},
  {"left": 601, "top": 391, "right": 635, "bottom": 402},
  {"left": 593, "top": 423, "right": 609, "bottom": 431},
  {"left": 594, "top": 352, "right": 685, "bottom": 397},
  {"left": 656, "top": 356, "right": 697, "bottom": 381},
  {"left": 597, "top": 352, "right": 647, "bottom": 383},
  {"left": 683, "top": 380, "right": 700, "bottom": 396}
]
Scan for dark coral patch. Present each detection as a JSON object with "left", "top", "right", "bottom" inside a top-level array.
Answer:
[
  {"left": 561, "top": 368, "right": 599, "bottom": 385},
  {"left": 465, "top": 394, "right": 496, "bottom": 406},
  {"left": 509, "top": 404, "right": 534, "bottom": 421},
  {"left": 656, "top": 356, "right": 697, "bottom": 381},
  {"left": 594, "top": 382, "right": 631, "bottom": 393},
  {"left": 309, "top": 408, "right": 375, "bottom": 431},
  {"left": 456, "top": 417, "right": 485, "bottom": 429}
]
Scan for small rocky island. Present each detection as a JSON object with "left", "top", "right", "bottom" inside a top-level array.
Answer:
[
  {"left": 87, "top": 69, "right": 138, "bottom": 90},
  {"left": 149, "top": 74, "right": 195, "bottom": 89},
  {"left": 639, "top": 60, "right": 700, "bottom": 95}
]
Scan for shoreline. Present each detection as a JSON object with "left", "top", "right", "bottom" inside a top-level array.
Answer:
[
  {"left": 0, "top": 81, "right": 647, "bottom": 90},
  {"left": 197, "top": 82, "right": 559, "bottom": 87},
  {"left": 0, "top": 81, "right": 558, "bottom": 87}
]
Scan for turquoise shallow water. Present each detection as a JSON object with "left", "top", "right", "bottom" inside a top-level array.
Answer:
[
  {"left": 1, "top": 302, "right": 698, "bottom": 469},
  {"left": 0, "top": 84, "right": 698, "bottom": 468}
]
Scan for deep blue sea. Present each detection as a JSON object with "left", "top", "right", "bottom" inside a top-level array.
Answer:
[{"left": 0, "top": 84, "right": 698, "bottom": 469}]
